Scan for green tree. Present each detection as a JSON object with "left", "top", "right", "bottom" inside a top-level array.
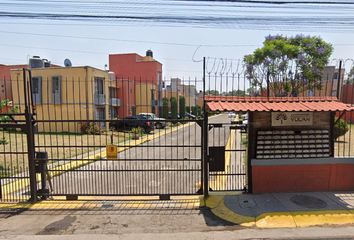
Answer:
[
  {"left": 204, "top": 90, "right": 220, "bottom": 96},
  {"left": 243, "top": 34, "right": 333, "bottom": 97},
  {"left": 221, "top": 89, "right": 247, "bottom": 96},
  {"left": 186, "top": 106, "right": 191, "bottom": 114},
  {"left": 170, "top": 97, "right": 178, "bottom": 119},
  {"left": 179, "top": 96, "right": 186, "bottom": 119},
  {"left": 162, "top": 97, "right": 169, "bottom": 119},
  {"left": 345, "top": 66, "right": 354, "bottom": 85},
  {"left": 334, "top": 117, "right": 349, "bottom": 141}
]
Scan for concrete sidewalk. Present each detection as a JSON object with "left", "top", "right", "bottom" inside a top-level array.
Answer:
[
  {"left": 204, "top": 191, "right": 354, "bottom": 228},
  {"left": 2, "top": 191, "right": 354, "bottom": 229}
]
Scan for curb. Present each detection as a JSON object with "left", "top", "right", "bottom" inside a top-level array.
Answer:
[{"left": 203, "top": 194, "right": 354, "bottom": 228}]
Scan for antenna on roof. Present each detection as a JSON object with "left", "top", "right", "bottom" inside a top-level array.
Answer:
[{"left": 64, "top": 58, "right": 72, "bottom": 67}]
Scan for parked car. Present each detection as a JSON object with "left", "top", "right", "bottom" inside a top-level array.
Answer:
[
  {"left": 139, "top": 113, "right": 167, "bottom": 129},
  {"left": 168, "top": 112, "right": 181, "bottom": 119},
  {"left": 185, "top": 112, "right": 196, "bottom": 119},
  {"left": 241, "top": 113, "right": 248, "bottom": 119},
  {"left": 228, "top": 111, "right": 236, "bottom": 118},
  {"left": 109, "top": 115, "right": 154, "bottom": 133}
]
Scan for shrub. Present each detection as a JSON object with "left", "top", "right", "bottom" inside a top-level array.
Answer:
[
  {"left": 0, "top": 137, "right": 8, "bottom": 145},
  {"left": 334, "top": 117, "right": 349, "bottom": 140},
  {"left": 132, "top": 127, "right": 141, "bottom": 134},
  {"left": 80, "top": 122, "right": 102, "bottom": 135}
]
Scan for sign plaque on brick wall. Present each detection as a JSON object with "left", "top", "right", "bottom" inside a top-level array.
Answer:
[{"left": 271, "top": 112, "right": 313, "bottom": 126}]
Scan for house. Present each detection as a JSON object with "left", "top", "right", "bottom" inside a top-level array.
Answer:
[
  {"left": 109, "top": 50, "right": 163, "bottom": 117},
  {"left": 11, "top": 66, "right": 109, "bottom": 132},
  {"left": 163, "top": 78, "right": 196, "bottom": 113},
  {"left": 0, "top": 57, "right": 60, "bottom": 102}
]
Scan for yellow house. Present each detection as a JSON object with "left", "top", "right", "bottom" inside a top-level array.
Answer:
[
  {"left": 135, "top": 83, "right": 160, "bottom": 115},
  {"left": 11, "top": 66, "right": 109, "bottom": 133}
]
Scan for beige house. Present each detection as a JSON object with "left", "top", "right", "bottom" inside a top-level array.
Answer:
[{"left": 11, "top": 66, "right": 109, "bottom": 133}]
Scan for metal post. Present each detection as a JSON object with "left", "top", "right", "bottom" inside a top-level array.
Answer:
[
  {"left": 23, "top": 69, "right": 37, "bottom": 202},
  {"left": 202, "top": 57, "right": 209, "bottom": 198},
  {"left": 337, "top": 61, "right": 342, "bottom": 101},
  {"left": 246, "top": 111, "right": 254, "bottom": 193}
]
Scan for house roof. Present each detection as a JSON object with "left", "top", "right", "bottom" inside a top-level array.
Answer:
[{"left": 205, "top": 96, "right": 354, "bottom": 112}]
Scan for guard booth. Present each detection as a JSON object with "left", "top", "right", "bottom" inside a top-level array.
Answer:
[{"left": 206, "top": 96, "right": 354, "bottom": 194}]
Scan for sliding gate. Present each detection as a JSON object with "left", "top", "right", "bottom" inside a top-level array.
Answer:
[{"left": 1, "top": 71, "right": 205, "bottom": 202}]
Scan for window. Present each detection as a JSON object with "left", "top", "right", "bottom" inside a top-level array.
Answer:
[
  {"left": 158, "top": 73, "right": 162, "bottom": 85},
  {"left": 109, "top": 87, "right": 116, "bottom": 98},
  {"left": 151, "top": 89, "right": 155, "bottom": 100},
  {"left": 32, "top": 77, "right": 40, "bottom": 94},
  {"left": 94, "top": 77, "right": 104, "bottom": 94},
  {"left": 109, "top": 107, "right": 118, "bottom": 119},
  {"left": 51, "top": 76, "right": 61, "bottom": 104},
  {"left": 52, "top": 77, "right": 60, "bottom": 93},
  {"left": 31, "top": 76, "right": 42, "bottom": 104},
  {"left": 95, "top": 107, "right": 106, "bottom": 128},
  {"left": 333, "top": 72, "right": 338, "bottom": 80}
]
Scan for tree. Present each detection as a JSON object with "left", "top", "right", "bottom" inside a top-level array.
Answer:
[
  {"left": 179, "top": 96, "right": 186, "bottom": 119},
  {"left": 170, "top": 97, "right": 178, "bottom": 119},
  {"left": 222, "top": 89, "right": 247, "bottom": 96},
  {"left": 334, "top": 117, "right": 349, "bottom": 141},
  {"left": 204, "top": 90, "right": 220, "bottom": 96},
  {"left": 186, "top": 106, "right": 190, "bottom": 113},
  {"left": 162, "top": 97, "right": 169, "bottom": 119},
  {"left": 243, "top": 34, "right": 333, "bottom": 97},
  {"left": 345, "top": 66, "right": 354, "bottom": 85}
]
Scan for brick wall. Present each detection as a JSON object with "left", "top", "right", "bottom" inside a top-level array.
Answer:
[{"left": 252, "top": 164, "right": 354, "bottom": 193}]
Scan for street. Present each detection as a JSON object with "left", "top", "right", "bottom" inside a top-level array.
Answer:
[{"left": 47, "top": 114, "right": 241, "bottom": 197}]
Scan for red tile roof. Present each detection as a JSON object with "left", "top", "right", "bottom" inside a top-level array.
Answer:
[{"left": 205, "top": 96, "right": 354, "bottom": 112}]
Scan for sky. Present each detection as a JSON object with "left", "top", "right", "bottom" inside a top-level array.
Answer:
[{"left": 1, "top": 0, "right": 354, "bottom": 83}]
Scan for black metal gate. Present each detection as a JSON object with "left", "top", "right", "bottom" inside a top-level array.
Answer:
[
  {"left": 207, "top": 118, "right": 247, "bottom": 192},
  {"left": 1, "top": 70, "right": 206, "bottom": 202}
]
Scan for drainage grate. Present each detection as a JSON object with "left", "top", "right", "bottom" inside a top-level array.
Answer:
[{"left": 290, "top": 195, "right": 327, "bottom": 209}]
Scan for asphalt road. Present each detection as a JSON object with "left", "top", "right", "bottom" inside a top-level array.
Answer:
[{"left": 48, "top": 114, "right": 237, "bottom": 197}]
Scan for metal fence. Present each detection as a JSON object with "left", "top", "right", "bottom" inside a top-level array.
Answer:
[
  {"left": 1, "top": 74, "right": 205, "bottom": 202},
  {"left": 1, "top": 58, "right": 354, "bottom": 202}
]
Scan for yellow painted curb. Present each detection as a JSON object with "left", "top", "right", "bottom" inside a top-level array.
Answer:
[
  {"left": 292, "top": 210, "right": 354, "bottom": 227},
  {"left": 256, "top": 212, "right": 296, "bottom": 228},
  {"left": 203, "top": 195, "right": 255, "bottom": 227},
  {"left": 202, "top": 194, "right": 354, "bottom": 228}
]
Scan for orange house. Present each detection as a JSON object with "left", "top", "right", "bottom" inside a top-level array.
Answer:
[{"left": 109, "top": 50, "right": 163, "bottom": 117}]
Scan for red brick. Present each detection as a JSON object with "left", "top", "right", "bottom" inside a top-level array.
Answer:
[
  {"left": 312, "top": 178, "right": 328, "bottom": 186},
  {"left": 304, "top": 171, "right": 318, "bottom": 179},
  {"left": 288, "top": 171, "right": 305, "bottom": 179},
  {"left": 296, "top": 178, "right": 310, "bottom": 186},
  {"left": 301, "top": 185, "right": 317, "bottom": 192},
  {"left": 281, "top": 178, "right": 296, "bottom": 186},
  {"left": 317, "top": 171, "right": 330, "bottom": 179}
]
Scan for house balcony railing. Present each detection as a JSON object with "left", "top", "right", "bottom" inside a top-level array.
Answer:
[
  {"left": 109, "top": 98, "right": 121, "bottom": 106},
  {"left": 94, "top": 94, "right": 106, "bottom": 105}
]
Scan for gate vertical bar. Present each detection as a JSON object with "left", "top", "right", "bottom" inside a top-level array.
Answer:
[
  {"left": 202, "top": 57, "right": 209, "bottom": 198},
  {"left": 337, "top": 60, "right": 342, "bottom": 101},
  {"left": 23, "top": 69, "right": 37, "bottom": 202}
]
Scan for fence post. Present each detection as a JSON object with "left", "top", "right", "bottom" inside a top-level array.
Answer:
[
  {"left": 202, "top": 57, "right": 209, "bottom": 198},
  {"left": 337, "top": 60, "right": 342, "bottom": 101},
  {"left": 23, "top": 69, "right": 37, "bottom": 202}
]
